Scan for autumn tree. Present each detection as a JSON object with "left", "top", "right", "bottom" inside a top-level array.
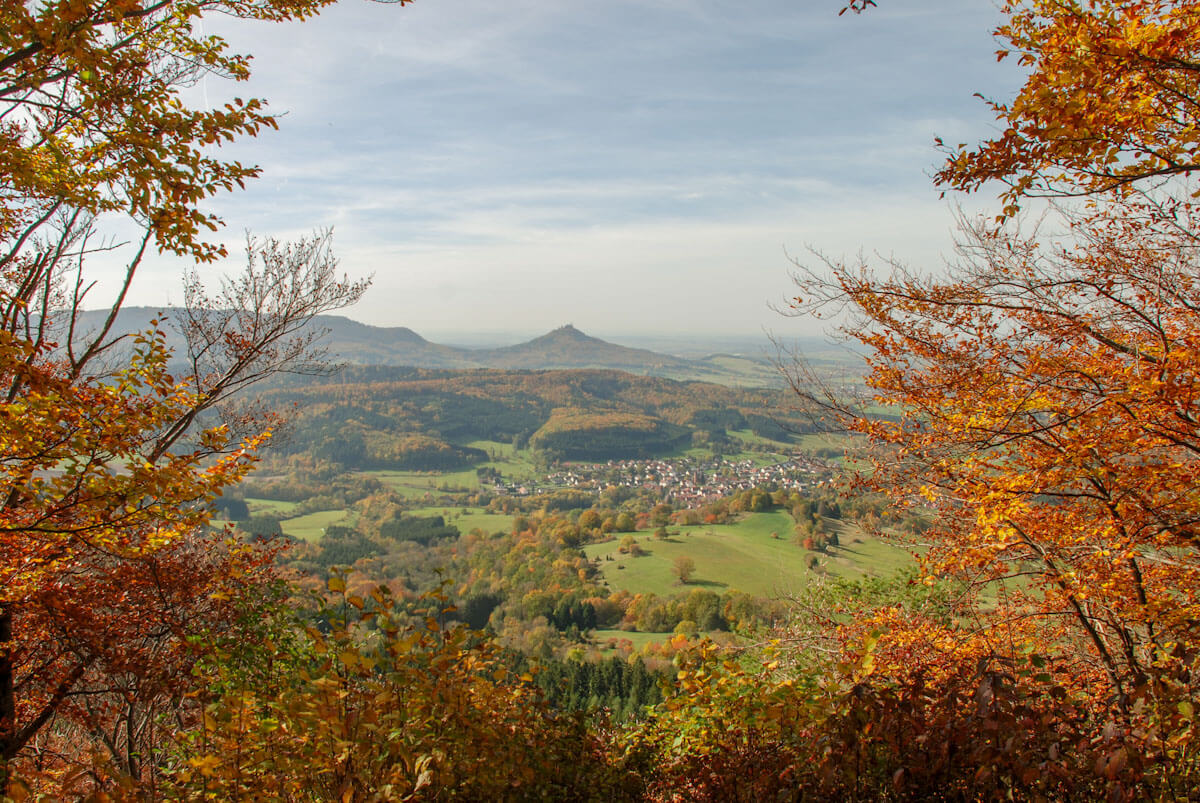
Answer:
[
  {"left": 673, "top": 555, "right": 696, "bottom": 585},
  {"left": 781, "top": 0, "right": 1200, "bottom": 792},
  {"left": 0, "top": 0, "right": 341, "bottom": 262},
  {"left": 1, "top": 236, "right": 367, "bottom": 794},
  {"left": 0, "top": 0, "right": 385, "bottom": 794},
  {"left": 794, "top": 201, "right": 1200, "bottom": 692}
]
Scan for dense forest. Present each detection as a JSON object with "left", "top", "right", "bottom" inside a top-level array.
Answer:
[
  {"left": 4, "top": 0, "right": 1200, "bottom": 801},
  {"left": 260, "top": 366, "right": 815, "bottom": 468}
]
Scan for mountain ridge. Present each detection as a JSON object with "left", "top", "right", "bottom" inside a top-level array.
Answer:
[{"left": 65, "top": 308, "right": 783, "bottom": 386}]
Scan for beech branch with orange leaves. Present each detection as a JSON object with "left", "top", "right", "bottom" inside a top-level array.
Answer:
[{"left": 937, "top": 0, "right": 1200, "bottom": 214}]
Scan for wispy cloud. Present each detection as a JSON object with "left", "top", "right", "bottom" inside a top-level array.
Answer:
[{"left": 121, "top": 0, "right": 1016, "bottom": 337}]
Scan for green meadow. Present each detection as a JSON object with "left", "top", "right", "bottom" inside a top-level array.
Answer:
[
  {"left": 465, "top": 439, "right": 540, "bottom": 480},
  {"left": 584, "top": 511, "right": 911, "bottom": 599},
  {"left": 266, "top": 505, "right": 512, "bottom": 544},
  {"left": 591, "top": 628, "right": 675, "bottom": 652},
  {"left": 362, "top": 469, "right": 479, "bottom": 499},
  {"left": 246, "top": 497, "right": 300, "bottom": 516},
  {"left": 355, "top": 442, "right": 540, "bottom": 498},
  {"left": 406, "top": 506, "right": 515, "bottom": 536},
  {"left": 280, "top": 509, "right": 357, "bottom": 542}
]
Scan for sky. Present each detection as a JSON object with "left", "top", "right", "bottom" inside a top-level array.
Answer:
[{"left": 117, "top": 0, "right": 1019, "bottom": 340}]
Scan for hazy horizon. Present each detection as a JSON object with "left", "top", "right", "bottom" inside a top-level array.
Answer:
[{"left": 80, "top": 303, "right": 845, "bottom": 356}]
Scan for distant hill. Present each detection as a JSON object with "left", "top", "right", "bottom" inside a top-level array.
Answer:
[
  {"left": 475, "top": 324, "right": 696, "bottom": 373},
  {"left": 317, "top": 316, "right": 467, "bottom": 367},
  {"left": 61, "top": 309, "right": 785, "bottom": 386}
]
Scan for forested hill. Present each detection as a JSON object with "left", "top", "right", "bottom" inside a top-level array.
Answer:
[
  {"left": 257, "top": 366, "right": 812, "bottom": 466},
  {"left": 67, "top": 308, "right": 783, "bottom": 386}
]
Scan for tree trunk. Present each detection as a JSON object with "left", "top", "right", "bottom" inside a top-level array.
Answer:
[{"left": 0, "top": 607, "right": 13, "bottom": 791}]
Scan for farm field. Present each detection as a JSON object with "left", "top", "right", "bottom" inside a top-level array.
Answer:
[
  {"left": 637, "top": 433, "right": 793, "bottom": 465},
  {"left": 696, "top": 354, "right": 783, "bottom": 387},
  {"left": 793, "top": 432, "right": 856, "bottom": 452},
  {"left": 354, "top": 443, "right": 542, "bottom": 498},
  {"left": 584, "top": 511, "right": 912, "bottom": 599},
  {"left": 724, "top": 430, "right": 795, "bottom": 464},
  {"left": 464, "top": 440, "right": 540, "bottom": 480},
  {"left": 257, "top": 504, "right": 512, "bottom": 543}
]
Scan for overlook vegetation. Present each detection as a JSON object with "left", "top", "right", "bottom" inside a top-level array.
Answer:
[{"left": 4, "top": 0, "right": 1200, "bottom": 801}]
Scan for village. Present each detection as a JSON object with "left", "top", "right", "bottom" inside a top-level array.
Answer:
[{"left": 489, "top": 452, "right": 833, "bottom": 505}]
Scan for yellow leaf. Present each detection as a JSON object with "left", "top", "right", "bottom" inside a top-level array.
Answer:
[{"left": 188, "top": 754, "right": 222, "bottom": 777}]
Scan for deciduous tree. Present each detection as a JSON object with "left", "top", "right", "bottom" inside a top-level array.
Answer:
[
  {"left": 673, "top": 555, "right": 696, "bottom": 585},
  {"left": 1, "top": 234, "right": 366, "bottom": 794},
  {"left": 790, "top": 0, "right": 1200, "bottom": 704},
  {"left": 0, "top": 0, "right": 341, "bottom": 261},
  {"left": 0, "top": 0, "right": 383, "bottom": 793}
]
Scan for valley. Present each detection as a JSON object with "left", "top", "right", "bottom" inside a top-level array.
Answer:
[{"left": 220, "top": 360, "right": 917, "bottom": 671}]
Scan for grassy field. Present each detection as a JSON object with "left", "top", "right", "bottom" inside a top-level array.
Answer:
[
  {"left": 725, "top": 430, "right": 793, "bottom": 464},
  {"left": 406, "top": 506, "right": 515, "bottom": 536},
  {"left": 359, "top": 469, "right": 479, "bottom": 499},
  {"left": 279, "top": 509, "right": 357, "bottom": 542},
  {"left": 268, "top": 505, "right": 514, "bottom": 543},
  {"left": 358, "top": 442, "right": 542, "bottom": 497},
  {"left": 657, "top": 432, "right": 792, "bottom": 464},
  {"left": 584, "top": 511, "right": 911, "bottom": 599},
  {"left": 246, "top": 497, "right": 300, "bottom": 516},
  {"left": 465, "top": 440, "right": 539, "bottom": 481},
  {"left": 695, "top": 354, "right": 784, "bottom": 387},
  {"left": 793, "top": 432, "right": 857, "bottom": 453},
  {"left": 591, "top": 629, "right": 674, "bottom": 652}
]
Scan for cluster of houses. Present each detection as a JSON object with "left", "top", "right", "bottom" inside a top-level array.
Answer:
[{"left": 490, "top": 454, "right": 831, "bottom": 505}]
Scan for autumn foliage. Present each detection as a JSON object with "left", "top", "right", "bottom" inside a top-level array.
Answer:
[
  {"left": 167, "top": 580, "right": 640, "bottom": 800},
  {"left": 778, "top": 0, "right": 1200, "bottom": 797},
  {"left": 9, "top": 0, "right": 1200, "bottom": 800},
  {"left": 0, "top": 0, "right": 341, "bottom": 260},
  {"left": 0, "top": 327, "right": 272, "bottom": 790},
  {"left": 938, "top": 0, "right": 1200, "bottom": 212},
  {"left": 796, "top": 200, "right": 1200, "bottom": 696},
  {"left": 0, "top": 0, "right": 371, "bottom": 796}
]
